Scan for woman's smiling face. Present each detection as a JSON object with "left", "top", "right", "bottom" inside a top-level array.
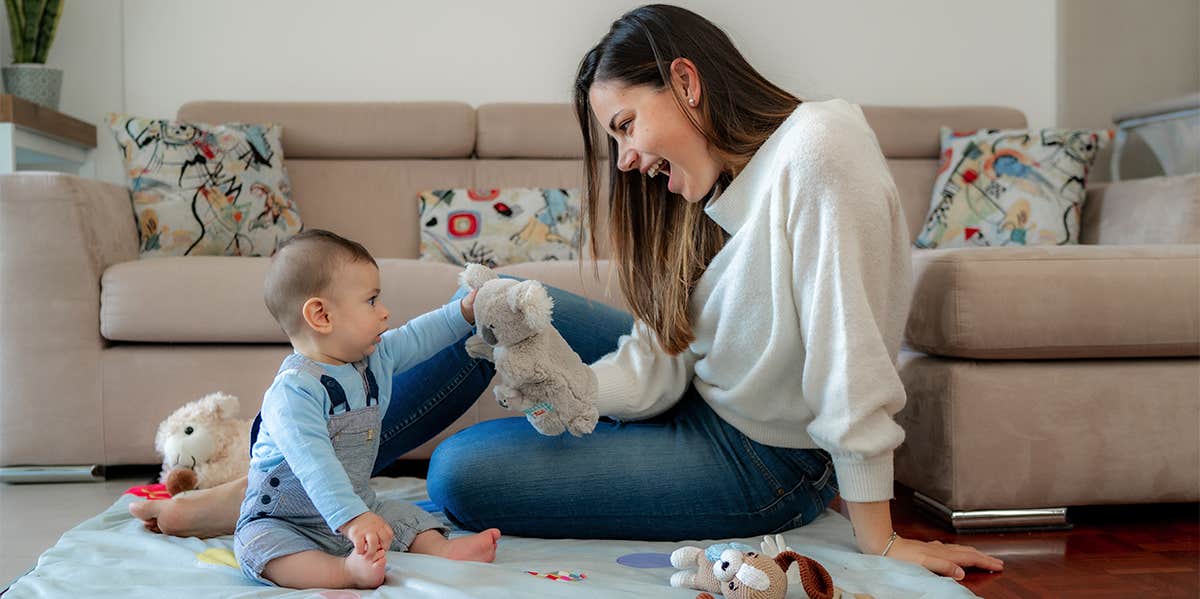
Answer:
[{"left": 588, "top": 63, "right": 724, "bottom": 203}]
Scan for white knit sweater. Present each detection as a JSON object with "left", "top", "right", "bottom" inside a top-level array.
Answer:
[{"left": 590, "top": 99, "right": 912, "bottom": 503}]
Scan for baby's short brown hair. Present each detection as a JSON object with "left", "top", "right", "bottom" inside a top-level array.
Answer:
[{"left": 263, "top": 229, "right": 376, "bottom": 337}]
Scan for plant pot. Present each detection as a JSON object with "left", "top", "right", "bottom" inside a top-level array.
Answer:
[{"left": 2, "top": 63, "right": 63, "bottom": 109}]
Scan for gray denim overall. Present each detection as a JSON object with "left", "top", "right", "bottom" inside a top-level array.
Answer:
[{"left": 234, "top": 355, "right": 447, "bottom": 585}]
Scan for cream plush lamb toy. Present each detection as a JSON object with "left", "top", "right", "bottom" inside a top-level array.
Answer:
[
  {"left": 459, "top": 263, "right": 599, "bottom": 437},
  {"left": 155, "top": 392, "right": 252, "bottom": 496}
]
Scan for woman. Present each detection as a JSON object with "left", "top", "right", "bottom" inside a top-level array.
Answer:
[{"left": 131, "top": 4, "right": 1002, "bottom": 581}]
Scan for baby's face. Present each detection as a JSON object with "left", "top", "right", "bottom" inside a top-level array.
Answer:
[{"left": 325, "top": 261, "right": 389, "bottom": 362}]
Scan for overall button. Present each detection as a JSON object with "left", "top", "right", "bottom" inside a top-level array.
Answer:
[
  {"left": 269, "top": 477, "right": 280, "bottom": 487},
  {"left": 261, "top": 494, "right": 272, "bottom": 505}
]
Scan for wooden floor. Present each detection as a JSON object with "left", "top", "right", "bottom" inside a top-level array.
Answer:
[{"left": 872, "top": 485, "right": 1200, "bottom": 598}]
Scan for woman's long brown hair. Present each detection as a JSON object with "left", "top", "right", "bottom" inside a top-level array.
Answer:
[{"left": 574, "top": 4, "right": 801, "bottom": 354}]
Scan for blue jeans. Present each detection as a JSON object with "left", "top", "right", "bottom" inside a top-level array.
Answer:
[{"left": 286, "top": 281, "right": 838, "bottom": 541}]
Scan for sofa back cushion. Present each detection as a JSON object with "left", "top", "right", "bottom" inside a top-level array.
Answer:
[
  {"left": 1081, "top": 174, "right": 1200, "bottom": 245},
  {"left": 177, "top": 101, "right": 476, "bottom": 159},
  {"left": 176, "top": 101, "right": 1027, "bottom": 253}
]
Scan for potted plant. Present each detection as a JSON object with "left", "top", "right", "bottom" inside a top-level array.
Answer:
[{"left": 3, "top": 0, "right": 64, "bottom": 109}]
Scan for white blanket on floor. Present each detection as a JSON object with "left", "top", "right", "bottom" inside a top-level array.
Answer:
[{"left": 5, "top": 477, "right": 977, "bottom": 598}]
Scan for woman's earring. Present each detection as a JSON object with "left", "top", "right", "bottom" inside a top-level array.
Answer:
[{"left": 688, "top": 98, "right": 696, "bottom": 106}]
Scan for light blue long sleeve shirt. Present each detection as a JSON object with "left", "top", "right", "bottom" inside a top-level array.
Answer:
[{"left": 248, "top": 299, "right": 472, "bottom": 533}]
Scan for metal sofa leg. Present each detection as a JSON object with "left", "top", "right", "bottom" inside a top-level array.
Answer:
[
  {"left": 913, "top": 492, "right": 1072, "bottom": 533},
  {"left": 0, "top": 465, "right": 105, "bottom": 483}
]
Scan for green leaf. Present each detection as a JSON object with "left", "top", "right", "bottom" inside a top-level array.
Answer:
[
  {"left": 4, "top": 0, "right": 25, "bottom": 62},
  {"left": 19, "top": 0, "right": 45, "bottom": 63},
  {"left": 32, "top": 0, "right": 60, "bottom": 63}
]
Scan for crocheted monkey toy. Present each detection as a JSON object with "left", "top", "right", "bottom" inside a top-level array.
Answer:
[{"left": 670, "top": 544, "right": 872, "bottom": 599}]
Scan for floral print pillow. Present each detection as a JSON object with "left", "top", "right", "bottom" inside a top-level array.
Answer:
[
  {"left": 108, "top": 114, "right": 302, "bottom": 258},
  {"left": 915, "top": 126, "right": 1112, "bottom": 249},
  {"left": 418, "top": 188, "right": 583, "bottom": 267}
]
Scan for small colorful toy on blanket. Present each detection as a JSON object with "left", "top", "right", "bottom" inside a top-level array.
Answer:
[
  {"left": 124, "top": 483, "right": 171, "bottom": 500},
  {"left": 669, "top": 541, "right": 873, "bottom": 599},
  {"left": 526, "top": 570, "right": 588, "bottom": 582},
  {"left": 155, "top": 392, "right": 252, "bottom": 495},
  {"left": 459, "top": 263, "right": 599, "bottom": 437}
]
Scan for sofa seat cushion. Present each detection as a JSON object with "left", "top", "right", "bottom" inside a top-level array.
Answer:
[
  {"left": 906, "top": 245, "right": 1200, "bottom": 359},
  {"left": 101, "top": 257, "right": 622, "bottom": 343}
]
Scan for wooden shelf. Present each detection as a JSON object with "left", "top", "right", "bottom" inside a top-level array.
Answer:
[{"left": 0, "top": 93, "right": 96, "bottom": 148}]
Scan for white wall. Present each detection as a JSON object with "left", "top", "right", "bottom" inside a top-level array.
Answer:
[
  {"left": 15, "top": 0, "right": 1065, "bottom": 183},
  {"left": 118, "top": 0, "right": 1058, "bottom": 122},
  {"left": 1058, "top": 0, "right": 1200, "bottom": 182}
]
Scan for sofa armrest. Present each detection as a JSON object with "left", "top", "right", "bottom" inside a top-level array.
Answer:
[
  {"left": 1081, "top": 174, "right": 1200, "bottom": 245},
  {"left": 907, "top": 244, "right": 1200, "bottom": 359},
  {"left": 0, "top": 173, "right": 137, "bottom": 466}
]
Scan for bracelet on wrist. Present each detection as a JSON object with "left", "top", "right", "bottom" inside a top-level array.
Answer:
[{"left": 880, "top": 531, "right": 899, "bottom": 556}]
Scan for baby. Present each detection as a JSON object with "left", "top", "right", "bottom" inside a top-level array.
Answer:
[{"left": 234, "top": 229, "right": 500, "bottom": 589}]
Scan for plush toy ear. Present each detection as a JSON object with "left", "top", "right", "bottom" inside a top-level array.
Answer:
[
  {"left": 459, "top": 263, "right": 498, "bottom": 290},
  {"left": 203, "top": 392, "right": 240, "bottom": 420},
  {"left": 775, "top": 551, "right": 835, "bottom": 599},
  {"left": 506, "top": 280, "right": 553, "bottom": 331}
]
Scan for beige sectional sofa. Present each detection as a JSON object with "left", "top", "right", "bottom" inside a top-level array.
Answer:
[
  {"left": 897, "top": 174, "right": 1200, "bottom": 529},
  {"left": 0, "top": 101, "right": 1195, "bottom": 530}
]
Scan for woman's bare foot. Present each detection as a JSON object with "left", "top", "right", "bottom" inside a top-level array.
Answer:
[
  {"left": 128, "top": 475, "right": 246, "bottom": 538},
  {"left": 343, "top": 547, "right": 388, "bottom": 589},
  {"left": 411, "top": 528, "right": 501, "bottom": 563}
]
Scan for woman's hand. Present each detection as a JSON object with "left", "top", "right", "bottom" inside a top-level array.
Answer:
[
  {"left": 845, "top": 499, "right": 1003, "bottom": 580},
  {"left": 884, "top": 535, "right": 1004, "bottom": 580}
]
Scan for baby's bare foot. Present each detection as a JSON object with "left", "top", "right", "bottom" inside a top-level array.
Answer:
[
  {"left": 440, "top": 529, "right": 501, "bottom": 562},
  {"left": 343, "top": 548, "right": 388, "bottom": 589}
]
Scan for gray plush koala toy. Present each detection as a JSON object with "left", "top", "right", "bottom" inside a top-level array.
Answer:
[{"left": 460, "top": 263, "right": 599, "bottom": 437}]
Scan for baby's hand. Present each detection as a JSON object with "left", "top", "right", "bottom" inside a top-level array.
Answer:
[
  {"left": 460, "top": 289, "right": 478, "bottom": 325},
  {"left": 465, "top": 333, "right": 494, "bottom": 361},
  {"left": 340, "top": 511, "right": 394, "bottom": 555}
]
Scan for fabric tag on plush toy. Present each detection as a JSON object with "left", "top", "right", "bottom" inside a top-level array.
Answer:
[{"left": 523, "top": 402, "right": 554, "bottom": 418}]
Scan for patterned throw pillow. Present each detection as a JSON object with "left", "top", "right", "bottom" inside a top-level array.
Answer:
[
  {"left": 108, "top": 114, "right": 302, "bottom": 258},
  {"left": 914, "top": 127, "right": 1112, "bottom": 249},
  {"left": 418, "top": 188, "right": 583, "bottom": 267}
]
